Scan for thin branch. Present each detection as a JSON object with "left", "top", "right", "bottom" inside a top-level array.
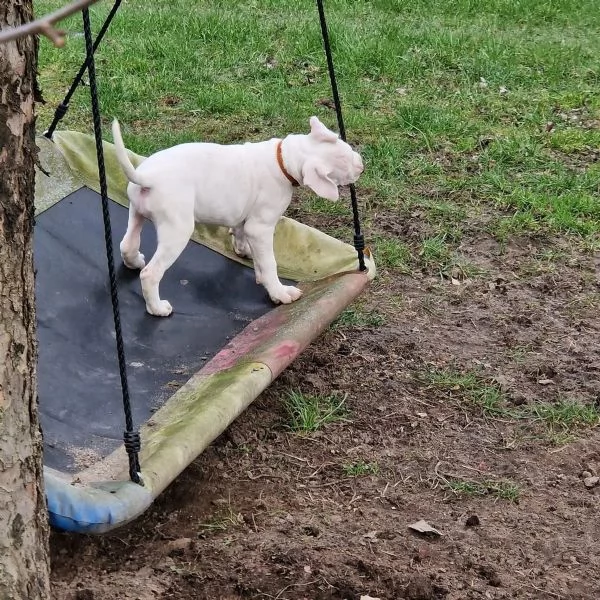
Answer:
[{"left": 0, "top": 0, "right": 102, "bottom": 47}]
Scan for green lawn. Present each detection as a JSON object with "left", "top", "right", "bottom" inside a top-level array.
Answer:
[{"left": 36, "top": 0, "right": 600, "bottom": 266}]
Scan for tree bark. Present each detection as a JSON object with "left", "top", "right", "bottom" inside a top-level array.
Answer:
[{"left": 0, "top": 1, "right": 51, "bottom": 599}]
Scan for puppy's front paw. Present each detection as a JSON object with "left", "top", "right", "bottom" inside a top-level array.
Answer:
[
  {"left": 146, "top": 300, "right": 173, "bottom": 317},
  {"left": 270, "top": 285, "right": 303, "bottom": 305}
]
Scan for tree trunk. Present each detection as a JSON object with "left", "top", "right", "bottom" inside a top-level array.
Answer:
[{"left": 0, "top": 1, "right": 51, "bottom": 599}]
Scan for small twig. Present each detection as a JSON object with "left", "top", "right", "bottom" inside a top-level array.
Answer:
[
  {"left": 348, "top": 492, "right": 362, "bottom": 505},
  {"left": 272, "top": 450, "right": 310, "bottom": 463},
  {"left": 308, "top": 478, "right": 352, "bottom": 488},
  {"left": 261, "top": 579, "right": 320, "bottom": 600},
  {"left": 0, "top": 0, "right": 102, "bottom": 46},
  {"left": 520, "top": 583, "right": 565, "bottom": 599},
  {"left": 303, "top": 462, "right": 335, "bottom": 479}
]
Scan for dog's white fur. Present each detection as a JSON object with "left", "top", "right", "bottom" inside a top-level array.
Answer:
[{"left": 111, "top": 116, "right": 364, "bottom": 317}]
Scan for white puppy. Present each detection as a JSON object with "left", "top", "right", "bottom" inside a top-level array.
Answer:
[{"left": 111, "top": 116, "right": 364, "bottom": 317}]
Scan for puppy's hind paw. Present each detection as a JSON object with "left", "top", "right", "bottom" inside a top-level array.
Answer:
[
  {"left": 231, "top": 235, "right": 253, "bottom": 259},
  {"left": 270, "top": 285, "right": 303, "bottom": 305},
  {"left": 123, "top": 252, "right": 146, "bottom": 270},
  {"left": 146, "top": 300, "right": 173, "bottom": 317}
]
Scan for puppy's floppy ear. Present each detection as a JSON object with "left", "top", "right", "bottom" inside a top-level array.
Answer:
[
  {"left": 302, "top": 159, "right": 339, "bottom": 201},
  {"left": 309, "top": 116, "right": 338, "bottom": 143}
]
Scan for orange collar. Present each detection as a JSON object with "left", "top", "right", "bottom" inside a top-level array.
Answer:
[{"left": 276, "top": 140, "right": 299, "bottom": 187}]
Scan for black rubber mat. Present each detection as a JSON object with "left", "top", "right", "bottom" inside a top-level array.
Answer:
[{"left": 35, "top": 187, "right": 278, "bottom": 473}]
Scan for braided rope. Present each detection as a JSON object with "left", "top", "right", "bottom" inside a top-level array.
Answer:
[
  {"left": 45, "top": 0, "right": 123, "bottom": 139},
  {"left": 82, "top": 7, "right": 142, "bottom": 485},
  {"left": 315, "top": 0, "right": 366, "bottom": 271}
]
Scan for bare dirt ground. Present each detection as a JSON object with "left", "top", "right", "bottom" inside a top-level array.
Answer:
[{"left": 50, "top": 193, "right": 600, "bottom": 600}]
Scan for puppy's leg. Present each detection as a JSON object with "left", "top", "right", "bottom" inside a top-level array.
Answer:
[
  {"left": 244, "top": 220, "right": 302, "bottom": 304},
  {"left": 140, "top": 216, "right": 194, "bottom": 317},
  {"left": 229, "top": 225, "right": 253, "bottom": 259},
  {"left": 120, "top": 201, "right": 146, "bottom": 269}
]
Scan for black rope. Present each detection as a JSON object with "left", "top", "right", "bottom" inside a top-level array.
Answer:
[
  {"left": 315, "top": 0, "right": 366, "bottom": 272},
  {"left": 45, "top": 0, "right": 123, "bottom": 139},
  {"left": 82, "top": 8, "right": 142, "bottom": 485}
]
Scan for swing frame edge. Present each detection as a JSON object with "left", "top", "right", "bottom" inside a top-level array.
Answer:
[{"left": 44, "top": 268, "right": 372, "bottom": 533}]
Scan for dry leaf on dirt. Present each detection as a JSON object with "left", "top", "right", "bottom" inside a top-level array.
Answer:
[{"left": 408, "top": 519, "right": 442, "bottom": 537}]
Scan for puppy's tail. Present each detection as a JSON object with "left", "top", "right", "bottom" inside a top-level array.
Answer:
[{"left": 111, "top": 119, "right": 149, "bottom": 187}]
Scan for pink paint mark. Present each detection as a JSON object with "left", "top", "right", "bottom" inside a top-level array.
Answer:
[
  {"left": 273, "top": 340, "right": 301, "bottom": 361},
  {"left": 199, "top": 311, "right": 286, "bottom": 375},
  {"left": 198, "top": 270, "right": 371, "bottom": 379}
]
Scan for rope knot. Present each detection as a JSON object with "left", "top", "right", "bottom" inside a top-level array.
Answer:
[
  {"left": 353, "top": 234, "right": 365, "bottom": 253},
  {"left": 56, "top": 102, "right": 69, "bottom": 119},
  {"left": 123, "top": 430, "right": 141, "bottom": 454}
]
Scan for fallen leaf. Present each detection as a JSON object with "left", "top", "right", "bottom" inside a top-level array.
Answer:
[
  {"left": 477, "top": 136, "right": 494, "bottom": 149},
  {"left": 537, "top": 379, "right": 554, "bottom": 385},
  {"left": 493, "top": 374, "right": 512, "bottom": 390},
  {"left": 166, "top": 538, "right": 192, "bottom": 553},
  {"left": 408, "top": 519, "right": 442, "bottom": 537},
  {"left": 315, "top": 97, "right": 335, "bottom": 110}
]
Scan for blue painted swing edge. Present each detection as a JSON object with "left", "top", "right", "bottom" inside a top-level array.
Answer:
[{"left": 44, "top": 468, "right": 153, "bottom": 534}]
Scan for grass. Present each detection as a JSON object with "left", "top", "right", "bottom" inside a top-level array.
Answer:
[
  {"left": 373, "top": 237, "right": 412, "bottom": 271},
  {"left": 443, "top": 478, "right": 521, "bottom": 502},
  {"left": 425, "top": 369, "right": 506, "bottom": 416},
  {"left": 331, "top": 306, "right": 385, "bottom": 329},
  {"left": 426, "top": 367, "right": 600, "bottom": 439},
  {"left": 342, "top": 461, "right": 380, "bottom": 477},
  {"left": 527, "top": 398, "right": 600, "bottom": 431},
  {"left": 197, "top": 504, "right": 244, "bottom": 534},
  {"left": 35, "top": 0, "right": 600, "bottom": 257},
  {"left": 282, "top": 390, "right": 348, "bottom": 433},
  {"left": 419, "top": 235, "right": 453, "bottom": 270}
]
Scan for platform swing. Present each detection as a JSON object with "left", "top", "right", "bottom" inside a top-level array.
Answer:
[{"left": 36, "top": 0, "right": 376, "bottom": 533}]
